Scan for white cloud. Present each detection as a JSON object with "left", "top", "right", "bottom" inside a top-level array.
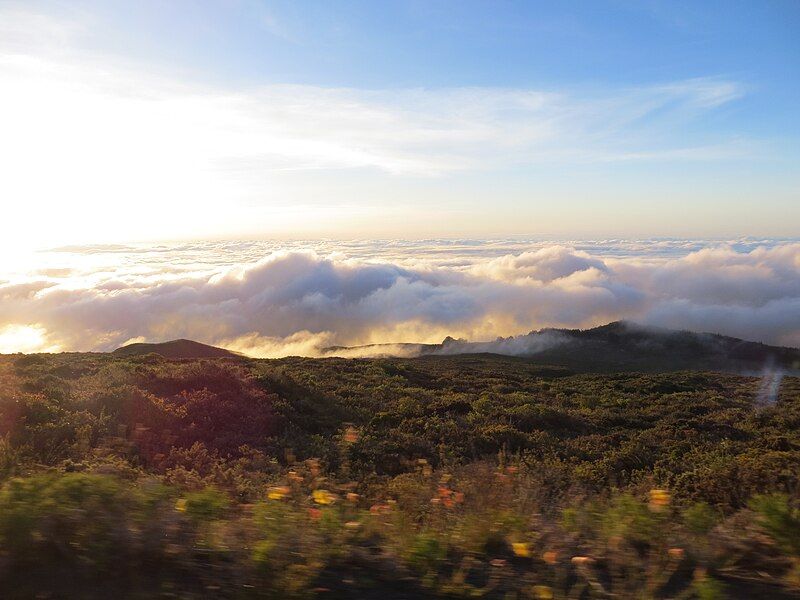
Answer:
[{"left": 0, "top": 241, "right": 798, "bottom": 355}]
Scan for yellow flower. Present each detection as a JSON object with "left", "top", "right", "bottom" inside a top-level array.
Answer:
[
  {"left": 344, "top": 426, "right": 359, "bottom": 443},
  {"left": 649, "top": 488, "right": 671, "bottom": 511},
  {"left": 512, "top": 542, "right": 531, "bottom": 557},
  {"left": 533, "top": 585, "right": 553, "bottom": 600},
  {"left": 312, "top": 489, "right": 335, "bottom": 505},
  {"left": 668, "top": 547, "right": 685, "bottom": 560},
  {"left": 175, "top": 498, "right": 187, "bottom": 512},
  {"left": 268, "top": 486, "right": 290, "bottom": 500}
]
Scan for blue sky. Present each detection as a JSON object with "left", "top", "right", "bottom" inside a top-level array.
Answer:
[
  {"left": 0, "top": 0, "right": 798, "bottom": 245},
  {"left": 61, "top": 1, "right": 800, "bottom": 113},
  {"left": 67, "top": 2, "right": 798, "bottom": 84}
]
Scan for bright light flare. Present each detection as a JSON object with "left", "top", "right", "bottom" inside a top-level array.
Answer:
[{"left": 0, "top": 324, "right": 61, "bottom": 354}]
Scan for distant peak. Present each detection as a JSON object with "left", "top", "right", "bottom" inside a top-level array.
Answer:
[{"left": 592, "top": 320, "right": 629, "bottom": 332}]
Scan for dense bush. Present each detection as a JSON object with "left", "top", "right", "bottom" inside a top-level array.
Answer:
[{"left": 0, "top": 352, "right": 798, "bottom": 598}]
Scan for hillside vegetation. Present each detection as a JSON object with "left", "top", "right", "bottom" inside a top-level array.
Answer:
[
  {"left": 323, "top": 321, "right": 800, "bottom": 373},
  {"left": 0, "top": 350, "right": 799, "bottom": 598}
]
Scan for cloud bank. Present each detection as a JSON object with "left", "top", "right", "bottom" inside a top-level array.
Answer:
[{"left": 0, "top": 241, "right": 798, "bottom": 356}]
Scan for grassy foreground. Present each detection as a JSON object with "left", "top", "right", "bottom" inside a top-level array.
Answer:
[{"left": 1, "top": 352, "right": 799, "bottom": 598}]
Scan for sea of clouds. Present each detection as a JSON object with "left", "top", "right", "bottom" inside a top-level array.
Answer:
[{"left": 0, "top": 239, "right": 798, "bottom": 356}]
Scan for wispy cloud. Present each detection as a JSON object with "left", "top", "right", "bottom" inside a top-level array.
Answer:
[
  {"left": 0, "top": 6, "right": 761, "bottom": 250},
  {"left": 0, "top": 7, "right": 748, "bottom": 179}
]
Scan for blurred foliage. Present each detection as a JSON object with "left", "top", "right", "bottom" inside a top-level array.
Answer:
[{"left": 0, "top": 352, "right": 798, "bottom": 598}]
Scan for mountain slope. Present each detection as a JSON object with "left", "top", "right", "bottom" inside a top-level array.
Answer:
[
  {"left": 512, "top": 321, "right": 800, "bottom": 373},
  {"left": 323, "top": 321, "right": 800, "bottom": 373}
]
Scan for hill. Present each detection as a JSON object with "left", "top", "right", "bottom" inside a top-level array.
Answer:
[
  {"left": 323, "top": 320, "right": 800, "bottom": 373},
  {"left": 111, "top": 338, "right": 240, "bottom": 359}
]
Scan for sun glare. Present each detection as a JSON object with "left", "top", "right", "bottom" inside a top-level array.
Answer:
[{"left": 0, "top": 324, "right": 60, "bottom": 354}]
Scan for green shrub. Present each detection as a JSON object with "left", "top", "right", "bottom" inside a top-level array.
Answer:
[
  {"left": 683, "top": 502, "right": 720, "bottom": 535},
  {"left": 749, "top": 493, "right": 800, "bottom": 555},
  {"left": 693, "top": 576, "right": 726, "bottom": 600},
  {"left": 182, "top": 487, "right": 229, "bottom": 522},
  {"left": 601, "top": 493, "right": 658, "bottom": 548},
  {"left": 407, "top": 532, "right": 447, "bottom": 574},
  {"left": 0, "top": 473, "right": 135, "bottom": 570}
]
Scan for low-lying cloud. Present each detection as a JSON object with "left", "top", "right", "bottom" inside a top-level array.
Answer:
[{"left": 0, "top": 240, "right": 798, "bottom": 356}]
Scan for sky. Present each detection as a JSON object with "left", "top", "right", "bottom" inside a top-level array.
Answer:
[
  {"left": 1, "top": 0, "right": 799, "bottom": 250},
  {"left": 1, "top": 1, "right": 799, "bottom": 354}
]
